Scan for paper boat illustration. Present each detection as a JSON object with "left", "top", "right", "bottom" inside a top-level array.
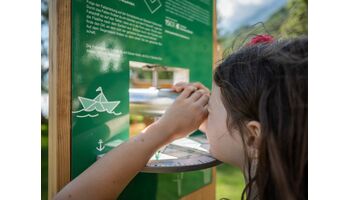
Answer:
[{"left": 77, "top": 87, "right": 121, "bottom": 114}]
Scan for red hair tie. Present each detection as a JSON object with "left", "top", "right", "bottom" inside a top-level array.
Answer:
[{"left": 247, "top": 34, "right": 274, "bottom": 46}]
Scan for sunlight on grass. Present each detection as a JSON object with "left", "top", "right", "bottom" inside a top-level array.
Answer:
[
  {"left": 42, "top": 124, "right": 48, "bottom": 200},
  {"left": 216, "top": 164, "right": 245, "bottom": 200}
]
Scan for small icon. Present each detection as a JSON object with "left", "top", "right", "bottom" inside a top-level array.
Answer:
[
  {"left": 96, "top": 139, "right": 105, "bottom": 152},
  {"left": 173, "top": 173, "right": 184, "bottom": 196},
  {"left": 144, "top": 0, "right": 162, "bottom": 14},
  {"left": 72, "top": 87, "right": 122, "bottom": 118}
]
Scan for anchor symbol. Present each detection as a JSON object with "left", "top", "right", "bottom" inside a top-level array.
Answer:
[
  {"left": 96, "top": 139, "right": 105, "bottom": 152},
  {"left": 173, "top": 173, "right": 184, "bottom": 196}
]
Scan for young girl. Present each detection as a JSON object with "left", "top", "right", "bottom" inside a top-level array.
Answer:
[{"left": 55, "top": 36, "right": 307, "bottom": 200}]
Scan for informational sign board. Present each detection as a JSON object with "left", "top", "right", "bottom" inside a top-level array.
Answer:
[{"left": 49, "top": 0, "right": 216, "bottom": 199}]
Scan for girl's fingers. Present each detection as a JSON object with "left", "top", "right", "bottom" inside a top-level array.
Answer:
[
  {"left": 172, "top": 82, "right": 188, "bottom": 92},
  {"left": 178, "top": 86, "right": 197, "bottom": 99},
  {"left": 172, "top": 82, "right": 210, "bottom": 94},
  {"left": 174, "top": 81, "right": 187, "bottom": 87},
  {"left": 196, "top": 93, "right": 210, "bottom": 107},
  {"left": 189, "top": 89, "right": 206, "bottom": 101},
  {"left": 192, "top": 82, "right": 210, "bottom": 93}
]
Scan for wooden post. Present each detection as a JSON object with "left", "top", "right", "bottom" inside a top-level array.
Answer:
[{"left": 48, "top": 0, "right": 71, "bottom": 199}]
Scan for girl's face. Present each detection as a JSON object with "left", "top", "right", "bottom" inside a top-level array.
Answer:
[{"left": 206, "top": 83, "right": 246, "bottom": 170}]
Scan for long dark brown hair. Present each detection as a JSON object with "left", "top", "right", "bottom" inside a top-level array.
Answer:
[{"left": 214, "top": 37, "right": 308, "bottom": 200}]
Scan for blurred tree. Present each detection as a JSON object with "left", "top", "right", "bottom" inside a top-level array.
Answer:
[
  {"left": 41, "top": 0, "right": 49, "bottom": 121},
  {"left": 280, "top": 0, "right": 308, "bottom": 37},
  {"left": 218, "top": 0, "right": 308, "bottom": 54},
  {"left": 41, "top": 0, "right": 49, "bottom": 93}
]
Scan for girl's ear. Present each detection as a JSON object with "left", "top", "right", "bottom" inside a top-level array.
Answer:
[{"left": 246, "top": 121, "right": 261, "bottom": 149}]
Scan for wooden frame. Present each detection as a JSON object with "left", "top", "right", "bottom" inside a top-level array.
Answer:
[
  {"left": 48, "top": 0, "right": 217, "bottom": 199},
  {"left": 48, "top": 0, "right": 71, "bottom": 199}
]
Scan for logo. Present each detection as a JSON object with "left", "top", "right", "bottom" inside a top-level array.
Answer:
[{"left": 144, "top": 0, "right": 162, "bottom": 14}]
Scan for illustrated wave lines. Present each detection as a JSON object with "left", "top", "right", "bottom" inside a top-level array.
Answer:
[{"left": 77, "top": 113, "right": 99, "bottom": 118}]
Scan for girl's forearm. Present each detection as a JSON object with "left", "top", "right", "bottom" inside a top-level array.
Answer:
[{"left": 54, "top": 122, "right": 171, "bottom": 200}]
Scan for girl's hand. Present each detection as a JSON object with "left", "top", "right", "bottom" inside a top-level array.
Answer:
[
  {"left": 172, "top": 82, "right": 210, "bottom": 94},
  {"left": 172, "top": 82, "right": 210, "bottom": 134},
  {"left": 155, "top": 82, "right": 210, "bottom": 143}
]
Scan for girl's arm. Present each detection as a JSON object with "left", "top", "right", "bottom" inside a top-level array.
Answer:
[
  {"left": 54, "top": 84, "right": 210, "bottom": 200},
  {"left": 54, "top": 122, "right": 171, "bottom": 200}
]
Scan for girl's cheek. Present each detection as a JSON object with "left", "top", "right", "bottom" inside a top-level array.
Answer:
[
  {"left": 209, "top": 133, "right": 245, "bottom": 168},
  {"left": 206, "top": 114, "right": 226, "bottom": 159},
  {"left": 206, "top": 114, "right": 246, "bottom": 168}
]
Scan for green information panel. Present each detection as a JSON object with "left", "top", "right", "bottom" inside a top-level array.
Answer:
[{"left": 72, "top": 0, "right": 213, "bottom": 199}]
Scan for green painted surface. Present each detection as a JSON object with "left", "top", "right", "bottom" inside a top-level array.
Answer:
[{"left": 72, "top": 0, "right": 213, "bottom": 199}]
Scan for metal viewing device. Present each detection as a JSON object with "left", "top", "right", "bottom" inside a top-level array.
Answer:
[{"left": 107, "top": 64, "right": 221, "bottom": 173}]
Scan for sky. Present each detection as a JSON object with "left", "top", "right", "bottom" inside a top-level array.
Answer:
[{"left": 217, "top": 0, "right": 287, "bottom": 36}]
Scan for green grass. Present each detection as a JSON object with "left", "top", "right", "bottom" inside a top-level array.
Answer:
[
  {"left": 41, "top": 124, "right": 245, "bottom": 200},
  {"left": 42, "top": 124, "right": 48, "bottom": 200},
  {"left": 216, "top": 164, "right": 245, "bottom": 200}
]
